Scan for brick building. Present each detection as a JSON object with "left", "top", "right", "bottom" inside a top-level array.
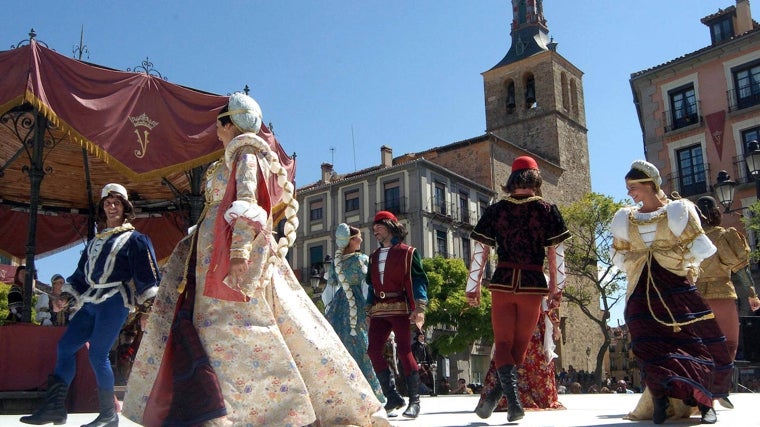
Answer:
[{"left": 292, "top": 0, "right": 603, "bottom": 383}]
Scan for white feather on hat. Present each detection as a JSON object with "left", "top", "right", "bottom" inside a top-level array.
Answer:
[{"left": 223, "top": 92, "right": 263, "bottom": 134}]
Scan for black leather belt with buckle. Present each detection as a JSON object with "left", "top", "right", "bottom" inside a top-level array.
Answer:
[{"left": 376, "top": 290, "right": 404, "bottom": 299}]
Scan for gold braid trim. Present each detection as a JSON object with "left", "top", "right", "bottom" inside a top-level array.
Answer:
[
  {"left": 505, "top": 195, "right": 542, "bottom": 204},
  {"left": 95, "top": 223, "right": 135, "bottom": 239},
  {"left": 643, "top": 250, "right": 714, "bottom": 332},
  {"left": 627, "top": 209, "right": 666, "bottom": 225}
]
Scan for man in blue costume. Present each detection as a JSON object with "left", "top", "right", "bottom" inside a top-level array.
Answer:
[{"left": 21, "top": 183, "right": 160, "bottom": 427}]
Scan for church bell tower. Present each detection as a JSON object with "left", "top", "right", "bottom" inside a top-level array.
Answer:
[{"left": 483, "top": 0, "right": 591, "bottom": 197}]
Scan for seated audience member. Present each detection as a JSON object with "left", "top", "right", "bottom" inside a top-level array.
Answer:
[
  {"left": 6, "top": 266, "right": 27, "bottom": 322},
  {"left": 35, "top": 274, "right": 71, "bottom": 326},
  {"left": 451, "top": 378, "right": 473, "bottom": 394}
]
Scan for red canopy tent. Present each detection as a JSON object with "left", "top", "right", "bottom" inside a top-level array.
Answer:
[{"left": 0, "top": 35, "right": 295, "bottom": 322}]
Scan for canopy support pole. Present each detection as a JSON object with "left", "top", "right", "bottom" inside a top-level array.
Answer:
[{"left": 22, "top": 110, "right": 48, "bottom": 323}]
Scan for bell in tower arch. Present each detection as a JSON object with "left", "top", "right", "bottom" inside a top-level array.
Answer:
[{"left": 525, "top": 76, "right": 536, "bottom": 107}]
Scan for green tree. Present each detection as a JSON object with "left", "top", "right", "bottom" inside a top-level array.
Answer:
[
  {"left": 560, "top": 192, "right": 627, "bottom": 382},
  {"left": 422, "top": 256, "right": 492, "bottom": 356},
  {"left": 742, "top": 202, "right": 760, "bottom": 263}
]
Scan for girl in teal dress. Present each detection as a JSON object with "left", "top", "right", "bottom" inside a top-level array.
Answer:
[{"left": 323, "top": 223, "right": 385, "bottom": 404}]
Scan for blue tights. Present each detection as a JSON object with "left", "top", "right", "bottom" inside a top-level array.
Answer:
[{"left": 54, "top": 294, "right": 129, "bottom": 390}]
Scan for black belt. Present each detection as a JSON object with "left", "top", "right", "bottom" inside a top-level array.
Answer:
[{"left": 375, "top": 290, "right": 404, "bottom": 299}]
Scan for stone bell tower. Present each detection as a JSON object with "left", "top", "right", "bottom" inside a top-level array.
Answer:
[
  {"left": 483, "top": 0, "right": 591, "bottom": 202},
  {"left": 482, "top": 0, "right": 599, "bottom": 376}
]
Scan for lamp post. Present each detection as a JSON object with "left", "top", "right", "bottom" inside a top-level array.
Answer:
[
  {"left": 714, "top": 140, "right": 760, "bottom": 212},
  {"left": 714, "top": 170, "right": 737, "bottom": 213},
  {"left": 309, "top": 267, "right": 322, "bottom": 295},
  {"left": 745, "top": 139, "right": 760, "bottom": 202}
]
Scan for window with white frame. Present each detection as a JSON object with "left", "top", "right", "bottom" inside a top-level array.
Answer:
[
  {"left": 383, "top": 180, "right": 400, "bottom": 214},
  {"left": 309, "top": 199, "right": 323, "bottom": 221},
  {"left": 436, "top": 230, "right": 448, "bottom": 257},
  {"left": 668, "top": 84, "right": 697, "bottom": 130},
  {"left": 676, "top": 145, "right": 707, "bottom": 197},
  {"left": 434, "top": 182, "right": 447, "bottom": 215},
  {"left": 733, "top": 61, "right": 760, "bottom": 110},
  {"left": 344, "top": 189, "right": 359, "bottom": 213},
  {"left": 709, "top": 15, "right": 734, "bottom": 44}
]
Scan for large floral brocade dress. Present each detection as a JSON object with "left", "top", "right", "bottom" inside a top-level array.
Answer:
[{"left": 124, "top": 135, "right": 388, "bottom": 426}]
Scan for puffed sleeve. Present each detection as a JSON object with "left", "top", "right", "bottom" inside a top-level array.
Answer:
[
  {"left": 609, "top": 208, "right": 631, "bottom": 270},
  {"left": 723, "top": 227, "right": 751, "bottom": 272},
  {"left": 667, "top": 200, "right": 716, "bottom": 261},
  {"left": 229, "top": 147, "right": 260, "bottom": 261},
  {"left": 322, "top": 260, "right": 339, "bottom": 310}
]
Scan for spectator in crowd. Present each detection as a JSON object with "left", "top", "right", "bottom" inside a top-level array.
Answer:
[
  {"left": 451, "top": 378, "right": 473, "bottom": 394},
  {"left": 34, "top": 274, "right": 72, "bottom": 326},
  {"left": 5, "top": 265, "right": 26, "bottom": 322}
]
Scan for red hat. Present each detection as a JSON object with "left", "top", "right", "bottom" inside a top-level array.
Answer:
[
  {"left": 374, "top": 211, "right": 398, "bottom": 223},
  {"left": 511, "top": 156, "right": 539, "bottom": 172}
]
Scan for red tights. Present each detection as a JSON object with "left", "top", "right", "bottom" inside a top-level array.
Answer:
[{"left": 491, "top": 292, "right": 543, "bottom": 367}]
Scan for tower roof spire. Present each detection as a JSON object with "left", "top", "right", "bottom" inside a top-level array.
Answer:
[{"left": 491, "top": 0, "right": 552, "bottom": 69}]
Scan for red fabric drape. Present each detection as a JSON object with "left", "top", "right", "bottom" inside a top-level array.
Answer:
[{"left": 0, "top": 40, "right": 296, "bottom": 261}]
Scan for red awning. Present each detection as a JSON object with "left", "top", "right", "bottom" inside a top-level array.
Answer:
[{"left": 0, "top": 38, "right": 295, "bottom": 263}]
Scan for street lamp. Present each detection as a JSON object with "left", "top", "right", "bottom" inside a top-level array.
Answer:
[
  {"left": 714, "top": 140, "right": 760, "bottom": 212},
  {"left": 714, "top": 170, "right": 737, "bottom": 213},
  {"left": 310, "top": 267, "right": 321, "bottom": 294}
]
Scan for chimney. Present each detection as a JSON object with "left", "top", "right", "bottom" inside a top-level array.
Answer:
[
  {"left": 381, "top": 145, "right": 393, "bottom": 168},
  {"left": 321, "top": 163, "right": 333, "bottom": 182},
  {"left": 736, "top": 0, "right": 753, "bottom": 34}
]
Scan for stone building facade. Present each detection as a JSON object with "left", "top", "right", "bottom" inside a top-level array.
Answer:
[{"left": 291, "top": 0, "right": 604, "bottom": 383}]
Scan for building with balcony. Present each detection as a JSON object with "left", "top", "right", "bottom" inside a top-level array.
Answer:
[
  {"left": 292, "top": 145, "right": 495, "bottom": 286},
  {"left": 291, "top": 0, "right": 604, "bottom": 385},
  {"left": 630, "top": 0, "right": 760, "bottom": 236}
]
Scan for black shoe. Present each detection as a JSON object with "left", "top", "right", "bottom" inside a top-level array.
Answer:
[
  {"left": 652, "top": 395, "right": 669, "bottom": 425},
  {"left": 81, "top": 389, "right": 118, "bottom": 427},
  {"left": 718, "top": 396, "right": 734, "bottom": 409},
  {"left": 474, "top": 382, "right": 502, "bottom": 419},
  {"left": 20, "top": 375, "right": 68, "bottom": 425},
  {"left": 402, "top": 371, "right": 421, "bottom": 419},
  {"left": 496, "top": 365, "right": 524, "bottom": 422},
  {"left": 384, "top": 394, "right": 405, "bottom": 412}
]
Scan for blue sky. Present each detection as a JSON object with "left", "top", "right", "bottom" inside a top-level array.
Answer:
[{"left": 4, "top": 1, "right": 730, "bottom": 325}]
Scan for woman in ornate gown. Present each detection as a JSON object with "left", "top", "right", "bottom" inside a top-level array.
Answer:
[
  {"left": 322, "top": 223, "right": 385, "bottom": 403},
  {"left": 123, "top": 92, "right": 388, "bottom": 426},
  {"left": 611, "top": 160, "right": 731, "bottom": 425}
]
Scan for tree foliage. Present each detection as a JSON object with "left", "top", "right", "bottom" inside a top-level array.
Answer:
[
  {"left": 742, "top": 202, "right": 760, "bottom": 263},
  {"left": 422, "top": 256, "right": 492, "bottom": 356},
  {"left": 559, "top": 192, "right": 628, "bottom": 380}
]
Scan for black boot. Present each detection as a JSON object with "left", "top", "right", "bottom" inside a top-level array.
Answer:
[
  {"left": 652, "top": 394, "right": 669, "bottom": 425},
  {"left": 20, "top": 375, "right": 68, "bottom": 425},
  {"left": 402, "top": 371, "right": 421, "bottom": 418},
  {"left": 377, "top": 369, "right": 405, "bottom": 415},
  {"left": 496, "top": 364, "right": 524, "bottom": 422},
  {"left": 698, "top": 404, "right": 717, "bottom": 424},
  {"left": 81, "top": 389, "right": 118, "bottom": 427},
  {"left": 474, "top": 379, "right": 502, "bottom": 419}
]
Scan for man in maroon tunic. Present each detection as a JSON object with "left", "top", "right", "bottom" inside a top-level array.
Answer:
[{"left": 366, "top": 211, "right": 428, "bottom": 419}]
